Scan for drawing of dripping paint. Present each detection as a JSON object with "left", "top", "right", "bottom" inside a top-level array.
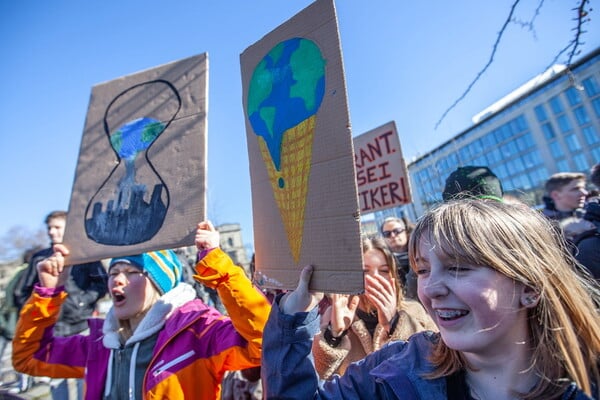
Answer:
[
  {"left": 247, "top": 37, "right": 325, "bottom": 262},
  {"left": 85, "top": 80, "right": 181, "bottom": 245}
]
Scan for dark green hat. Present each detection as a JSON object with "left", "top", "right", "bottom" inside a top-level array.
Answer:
[{"left": 442, "top": 166, "right": 503, "bottom": 202}]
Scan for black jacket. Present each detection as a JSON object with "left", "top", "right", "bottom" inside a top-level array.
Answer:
[{"left": 573, "top": 228, "right": 600, "bottom": 281}]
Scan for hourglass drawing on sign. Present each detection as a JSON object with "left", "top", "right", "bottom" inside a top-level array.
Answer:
[{"left": 85, "top": 80, "right": 181, "bottom": 245}]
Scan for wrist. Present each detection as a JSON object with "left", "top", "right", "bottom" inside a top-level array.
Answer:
[
  {"left": 386, "top": 311, "right": 400, "bottom": 336},
  {"left": 35, "top": 284, "right": 65, "bottom": 297},
  {"left": 324, "top": 323, "right": 348, "bottom": 347}
]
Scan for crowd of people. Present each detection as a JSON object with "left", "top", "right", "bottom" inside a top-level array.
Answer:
[
  {"left": 1, "top": 162, "right": 599, "bottom": 399},
  {"left": 265, "top": 198, "right": 600, "bottom": 399}
]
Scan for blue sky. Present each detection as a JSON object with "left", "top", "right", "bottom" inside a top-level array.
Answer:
[{"left": 1, "top": 0, "right": 598, "bottom": 253}]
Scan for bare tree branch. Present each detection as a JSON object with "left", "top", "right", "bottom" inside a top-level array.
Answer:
[
  {"left": 434, "top": 0, "right": 591, "bottom": 131},
  {"left": 434, "top": 0, "right": 522, "bottom": 130},
  {"left": 510, "top": 0, "right": 544, "bottom": 39},
  {"left": 545, "top": 0, "right": 589, "bottom": 69}
]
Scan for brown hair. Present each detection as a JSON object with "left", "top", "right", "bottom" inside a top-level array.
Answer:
[
  {"left": 380, "top": 216, "right": 415, "bottom": 236},
  {"left": 544, "top": 172, "right": 586, "bottom": 194},
  {"left": 44, "top": 210, "right": 67, "bottom": 225},
  {"left": 361, "top": 236, "right": 403, "bottom": 306},
  {"left": 409, "top": 200, "right": 600, "bottom": 398}
]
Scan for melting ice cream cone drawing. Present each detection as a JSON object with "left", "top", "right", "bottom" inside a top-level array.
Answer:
[
  {"left": 257, "top": 116, "right": 315, "bottom": 261},
  {"left": 247, "top": 37, "right": 325, "bottom": 262}
]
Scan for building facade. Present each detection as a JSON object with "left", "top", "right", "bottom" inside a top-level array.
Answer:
[
  {"left": 404, "top": 47, "right": 600, "bottom": 219},
  {"left": 217, "top": 223, "right": 251, "bottom": 276}
]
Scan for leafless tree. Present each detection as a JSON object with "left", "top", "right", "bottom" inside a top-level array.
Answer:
[
  {"left": 0, "top": 225, "right": 47, "bottom": 264},
  {"left": 435, "top": 0, "right": 592, "bottom": 130}
]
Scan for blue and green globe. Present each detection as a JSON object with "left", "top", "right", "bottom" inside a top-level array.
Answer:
[
  {"left": 110, "top": 117, "right": 165, "bottom": 161},
  {"left": 247, "top": 37, "right": 326, "bottom": 171}
]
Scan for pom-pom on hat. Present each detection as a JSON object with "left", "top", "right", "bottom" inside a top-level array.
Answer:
[
  {"left": 442, "top": 166, "right": 504, "bottom": 202},
  {"left": 109, "top": 250, "right": 183, "bottom": 295}
]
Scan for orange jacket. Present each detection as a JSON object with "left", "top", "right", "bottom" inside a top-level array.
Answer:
[{"left": 12, "top": 248, "right": 270, "bottom": 399}]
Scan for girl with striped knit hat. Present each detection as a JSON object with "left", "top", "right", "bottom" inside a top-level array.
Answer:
[{"left": 12, "top": 221, "right": 270, "bottom": 400}]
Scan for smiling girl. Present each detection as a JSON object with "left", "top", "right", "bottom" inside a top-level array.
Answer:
[{"left": 262, "top": 200, "right": 600, "bottom": 399}]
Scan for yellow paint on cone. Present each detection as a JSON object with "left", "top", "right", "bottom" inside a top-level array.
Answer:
[{"left": 258, "top": 116, "right": 316, "bottom": 263}]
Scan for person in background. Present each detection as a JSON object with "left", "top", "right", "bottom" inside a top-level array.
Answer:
[
  {"left": 12, "top": 221, "right": 271, "bottom": 400},
  {"left": 262, "top": 200, "right": 600, "bottom": 399},
  {"left": 560, "top": 216, "right": 596, "bottom": 243},
  {"left": 312, "top": 236, "right": 435, "bottom": 380},
  {"left": 0, "top": 246, "right": 42, "bottom": 394},
  {"left": 570, "top": 166, "right": 600, "bottom": 280},
  {"left": 0, "top": 247, "right": 42, "bottom": 342},
  {"left": 542, "top": 172, "right": 588, "bottom": 222},
  {"left": 590, "top": 163, "right": 600, "bottom": 190},
  {"left": 380, "top": 217, "right": 417, "bottom": 299},
  {"left": 570, "top": 199, "right": 600, "bottom": 280},
  {"left": 13, "top": 210, "right": 108, "bottom": 400}
]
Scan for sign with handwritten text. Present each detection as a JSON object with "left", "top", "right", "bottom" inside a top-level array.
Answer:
[{"left": 354, "top": 121, "right": 411, "bottom": 213}]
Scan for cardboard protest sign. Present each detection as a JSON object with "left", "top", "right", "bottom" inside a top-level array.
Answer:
[
  {"left": 354, "top": 121, "right": 412, "bottom": 214},
  {"left": 63, "top": 54, "right": 208, "bottom": 265},
  {"left": 240, "top": 0, "right": 363, "bottom": 293}
]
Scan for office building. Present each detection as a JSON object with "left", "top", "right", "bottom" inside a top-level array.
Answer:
[{"left": 404, "top": 46, "right": 600, "bottom": 219}]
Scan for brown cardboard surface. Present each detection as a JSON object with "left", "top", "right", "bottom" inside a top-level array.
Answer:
[
  {"left": 241, "top": 0, "right": 363, "bottom": 294},
  {"left": 63, "top": 53, "right": 207, "bottom": 265},
  {"left": 354, "top": 121, "right": 412, "bottom": 214}
]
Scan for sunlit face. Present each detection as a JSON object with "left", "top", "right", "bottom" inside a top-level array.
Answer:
[
  {"left": 47, "top": 217, "right": 66, "bottom": 245},
  {"left": 108, "top": 262, "right": 159, "bottom": 329},
  {"left": 361, "top": 248, "right": 393, "bottom": 311},
  {"left": 551, "top": 179, "right": 587, "bottom": 211},
  {"left": 381, "top": 220, "right": 408, "bottom": 253},
  {"left": 415, "top": 236, "right": 530, "bottom": 359}
]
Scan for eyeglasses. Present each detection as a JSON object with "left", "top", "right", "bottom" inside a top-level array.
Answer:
[
  {"left": 108, "top": 269, "right": 147, "bottom": 281},
  {"left": 382, "top": 228, "right": 405, "bottom": 238}
]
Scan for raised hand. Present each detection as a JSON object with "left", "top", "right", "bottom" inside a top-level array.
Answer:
[
  {"left": 36, "top": 244, "right": 71, "bottom": 289},
  {"left": 364, "top": 273, "right": 398, "bottom": 334},
  {"left": 329, "top": 293, "right": 360, "bottom": 337},
  {"left": 279, "top": 265, "right": 323, "bottom": 315},
  {"left": 195, "top": 221, "right": 220, "bottom": 251}
]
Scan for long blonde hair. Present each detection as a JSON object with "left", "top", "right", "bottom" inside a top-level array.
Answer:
[{"left": 408, "top": 200, "right": 600, "bottom": 399}]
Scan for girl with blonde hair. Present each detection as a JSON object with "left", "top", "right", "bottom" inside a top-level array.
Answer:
[{"left": 262, "top": 199, "right": 600, "bottom": 399}]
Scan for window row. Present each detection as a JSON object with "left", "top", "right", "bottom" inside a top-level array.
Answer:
[{"left": 534, "top": 75, "right": 600, "bottom": 124}]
